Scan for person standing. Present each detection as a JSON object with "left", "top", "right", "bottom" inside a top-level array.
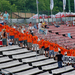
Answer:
[
  {"left": 38, "top": 38, "right": 44, "bottom": 55},
  {"left": 43, "top": 38, "right": 50, "bottom": 57},
  {"left": 18, "top": 28, "right": 23, "bottom": 47},
  {"left": 14, "top": 28, "right": 19, "bottom": 45},
  {"left": 27, "top": 32, "right": 33, "bottom": 50},
  {"left": 23, "top": 30, "right": 28, "bottom": 48},
  {"left": 2, "top": 29, "right": 7, "bottom": 47},
  {"left": 32, "top": 33, "right": 38, "bottom": 51},
  {"left": 9, "top": 25, "right": 15, "bottom": 44},
  {"left": 3, "top": 11, "right": 9, "bottom": 24},
  {"left": 49, "top": 40, "right": 55, "bottom": 58},
  {"left": 55, "top": 51, "right": 63, "bottom": 68}
]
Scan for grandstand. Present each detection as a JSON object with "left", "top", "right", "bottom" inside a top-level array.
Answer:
[
  {"left": 0, "top": 43, "right": 75, "bottom": 75},
  {"left": 35, "top": 25, "right": 75, "bottom": 49}
]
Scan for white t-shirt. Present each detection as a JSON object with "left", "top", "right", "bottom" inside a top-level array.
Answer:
[
  {"left": 38, "top": 23, "right": 42, "bottom": 29},
  {"left": 13, "top": 26, "right": 16, "bottom": 29},
  {"left": 28, "top": 26, "right": 34, "bottom": 32},
  {"left": 0, "top": 17, "right": 3, "bottom": 23}
]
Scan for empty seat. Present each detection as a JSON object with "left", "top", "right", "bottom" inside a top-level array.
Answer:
[
  {"left": 62, "top": 70, "right": 75, "bottom": 75},
  {"left": 3, "top": 49, "right": 29, "bottom": 55},
  {"left": 0, "top": 45, "right": 21, "bottom": 51},
  {"left": 42, "top": 63, "right": 66, "bottom": 70},
  {"left": 1, "top": 64, "right": 32, "bottom": 74},
  {"left": 0, "top": 60, "right": 22, "bottom": 69},
  {"left": 22, "top": 55, "right": 48, "bottom": 63},
  {"left": 12, "top": 52, "right": 38, "bottom": 59},
  {"left": 52, "top": 65, "right": 73, "bottom": 74},
  {"left": 15, "top": 68, "right": 42, "bottom": 75},
  {"left": 38, "top": 72, "right": 52, "bottom": 75},
  {"left": 0, "top": 56, "right": 12, "bottom": 63},
  {"left": 42, "top": 63, "right": 58, "bottom": 70},
  {"left": 32, "top": 59, "right": 56, "bottom": 66}
]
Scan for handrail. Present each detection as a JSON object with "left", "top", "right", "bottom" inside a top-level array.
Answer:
[{"left": 1, "top": 69, "right": 18, "bottom": 75}]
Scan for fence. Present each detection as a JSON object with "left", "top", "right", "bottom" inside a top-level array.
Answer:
[{"left": 1, "top": 10, "right": 75, "bottom": 25}]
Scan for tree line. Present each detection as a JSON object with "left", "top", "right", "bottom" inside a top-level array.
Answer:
[{"left": 0, "top": 0, "right": 74, "bottom": 14}]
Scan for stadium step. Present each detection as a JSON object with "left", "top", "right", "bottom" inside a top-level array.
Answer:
[
  {"left": 22, "top": 55, "right": 48, "bottom": 63},
  {"left": 38, "top": 71, "right": 52, "bottom": 75},
  {"left": 0, "top": 45, "right": 21, "bottom": 52},
  {"left": 3, "top": 48, "right": 30, "bottom": 55},
  {"left": 32, "top": 59, "right": 57, "bottom": 67},
  {"left": 0, "top": 56, "right": 12, "bottom": 63},
  {"left": 13, "top": 68, "right": 43, "bottom": 75},
  {"left": 1, "top": 64, "right": 33, "bottom": 74},
  {"left": 61, "top": 70, "right": 75, "bottom": 75},
  {"left": 12, "top": 52, "right": 39, "bottom": 59},
  {"left": 0, "top": 44, "right": 74, "bottom": 75},
  {"left": 51, "top": 65, "right": 74, "bottom": 75},
  {"left": 0, "top": 60, "right": 22, "bottom": 69},
  {"left": 42, "top": 63, "right": 66, "bottom": 71}
]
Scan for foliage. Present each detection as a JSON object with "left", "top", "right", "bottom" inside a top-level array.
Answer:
[
  {"left": 0, "top": 0, "right": 17, "bottom": 12},
  {"left": 0, "top": 0, "right": 74, "bottom": 14}
]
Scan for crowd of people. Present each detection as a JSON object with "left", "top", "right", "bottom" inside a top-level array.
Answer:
[
  {"left": 0, "top": 11, "right": 75, "bottom": 69},
  {"left": 0, "top": 22, "right": 75, "bottom": 68}
]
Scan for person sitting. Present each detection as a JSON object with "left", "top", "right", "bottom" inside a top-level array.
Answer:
[
  {"left": 66, "top": 21, "right": 71, "bottom": 27},
  {"left": 40, "top": 22, "right": 48, "bottom": 35},
  {"left": 9, "top": 39, "right": 14, "bottom": 46},
  {"left": 34, "top": 23, "right": 38, "bottom": 29},
  {"left": 53, "top": 21, "right": 60, "bottom": 28}
]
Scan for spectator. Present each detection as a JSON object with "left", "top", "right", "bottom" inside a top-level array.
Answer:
[
  {"left": 22, "top": 25, "right": 25, "bottom": 31},
  {"left": 9, "top": 25, "right": 15, "bottom": 44},
  {"left": 27, "top": 32, "right": 33, "bottom": 50},
  {"left": 29, "top": 22, "right": 32, "bottom": 26},
  {"left": 38, "top": 38, "right": 44, "bottom": 55},
  {"left": 14, "top": 28, "right": 19, "bottom": 45},
  {"left": 55, "top": 51, "right": 63, "bottom": 68},
  {"left": 53, "top": 21, "right": 60, "bottom": 28},
  {"left": 40, "top": 22, "right": 48, "bottom": 35},
  {"left": 9, "top": 39, "right": 13, "bottom": 46},
  {"left": 34, "top": 23, "right": 38, "bottom": 29},
  {"left": 3, "top": 23, "right": 9, "bottom": 39},
  {"left": 3, "top": 11, "right": 9, "bottom": 24},
  {"left": 2, "top": 29, "right": 7, "bottom": 47},
  {"left": 0, "top": 24, "right": 3, "bottom": 38},
  {"left": 54, "top": 41, "right": 60, "bottom": 53},
  {"left": 49, "top": 40, "right": 54, "bottom": 58},
  {"left": 43, "top": 21, "right": 48, "bottom": 28},
  {"left": 43, "top": 38, "right": 50, "bottom": 57},
  {"left": 0, "top": 14, "right": 4, "bottom": 25},
  {"left": 28, "top": 22, "right": 34, "bottom": 36},
  {"left": 13, "top": 24, "right": 16, "bottom": 29},
  {"left": 18, "top": 28, "right": 23, "bottom": 47},
  {"left": 32, "top": 33, "right": 38, "bottom": 51},
  {"left": 23, "top": 30, "right": 28, "bottom": 48},
  {"left": 38, "top": 21, "right": 42, "bottom": 33}
]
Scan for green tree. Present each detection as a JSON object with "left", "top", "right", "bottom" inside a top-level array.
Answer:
[
  {"left": 1, "top": 0, "right": 74, "bottom": 14},
  {"left": 0, "top": 0, "right": 17, "bottom": 12}
]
